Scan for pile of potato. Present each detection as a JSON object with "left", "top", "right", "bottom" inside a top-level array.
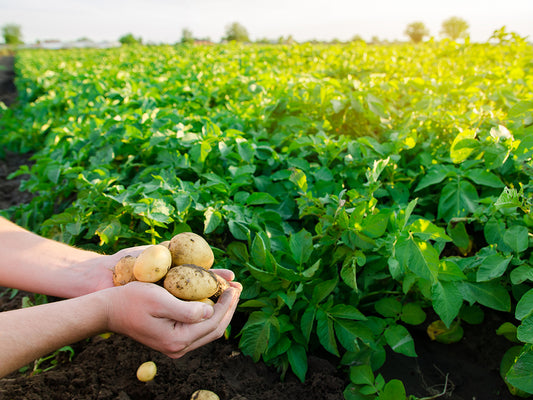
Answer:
[{"left": 112, "top": 232, "right": 229, "bottom": 304}]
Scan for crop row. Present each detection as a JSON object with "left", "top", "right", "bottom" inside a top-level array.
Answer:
[{"left": 1, "top": 35, "right": 532, "bottom": 397}]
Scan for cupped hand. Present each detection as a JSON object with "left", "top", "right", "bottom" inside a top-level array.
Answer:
[{"left": 104, "top": 276, "right": 242, "bottom": 357}]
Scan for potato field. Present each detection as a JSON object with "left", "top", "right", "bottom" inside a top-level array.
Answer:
[{"left": 1, "top": 30, "right": 532, "bottom": 399}]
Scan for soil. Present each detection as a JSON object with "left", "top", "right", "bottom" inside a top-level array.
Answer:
[{"left": 0, "top": 56, "right": 522, "bottom": 400}]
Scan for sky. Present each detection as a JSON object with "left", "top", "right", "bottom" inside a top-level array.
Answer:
[{"left": 1, "top": 0, "right": 532, "bottom": 44}]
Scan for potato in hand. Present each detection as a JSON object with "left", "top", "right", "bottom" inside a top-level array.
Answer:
[
  {"left": 133, "top": 245, "right": 172, "bottom": 283},
  {"left": 169, "top": 232, "right": 214, "bottom": 270}
]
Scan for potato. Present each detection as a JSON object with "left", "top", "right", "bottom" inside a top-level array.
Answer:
[
  {"left": 136, "top": 361, "right": 157, "bottom": 382},
  {"left": 133, "top": 245, "right": 172, "bottom": 283},
  {"left": 196, "top": 298, "right": 215, "bottom": 306},
  {"left": 211, "top": 273, "right": 230, "bottom": 299},
  {"left": 190, "top": 389, "right": 219, "bottom": 400},
  {"left": 164, "top": 264, "right": 219, "bottom": 301},
  {"left": 112, "top": 255, "right": 137, "bottom": 286},
  {"left": 169, "top": 232, "right": 214, "bottom": 270}
]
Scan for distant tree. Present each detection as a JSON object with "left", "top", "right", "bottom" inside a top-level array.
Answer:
[
  {"left": 2, "top": 24, "right": 23, "bottom": 45},
  {"left": 181, "top": 28, "right": 194, "bottom": 44},
  {"left": 222, "top": 22, "right": 250, "bottom": 42},
  {"left": 404, "top": 22, "right": 429, "bottom": 43},
  {"left": 119, "top": 33, "right": 142, "bottom": 45},
  {"left": 350, "top": 34, "right": 364, "bottom": 43},
  {"left": 441, "top": 17, "right": 469, "bottom": 41}
]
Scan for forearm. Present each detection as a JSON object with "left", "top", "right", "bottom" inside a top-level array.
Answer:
[
  {"left": 0, "top": 216, "right": 105, "bottom": 298},
  {"left": 0, "top": 289, "right": 110, "bottom": 377}
]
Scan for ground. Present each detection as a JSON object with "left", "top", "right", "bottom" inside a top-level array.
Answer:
[{"left": 0, "top": 55, "right": 521, "bottom": 400}]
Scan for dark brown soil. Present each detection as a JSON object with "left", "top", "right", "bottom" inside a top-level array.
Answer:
[{"left": 0, "top": 56, "right": 522, "bottom": 400}]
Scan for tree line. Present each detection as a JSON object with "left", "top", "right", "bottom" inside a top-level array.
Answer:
[{"left": 2, "top": 17, "right": 470, "bottom": 46}]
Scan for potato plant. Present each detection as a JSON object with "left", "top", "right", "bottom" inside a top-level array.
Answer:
[{"left": 2, "top": 31, "right": 532, "bottom": 398}]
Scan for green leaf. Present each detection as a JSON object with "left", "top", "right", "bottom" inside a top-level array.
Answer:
[
  {"left": 415, "top": 165, "right": 453, "bottom": 192},
  {"left": 476, "top": 253, "right": 512, "bottom": 282},
  {"left": 459, "top": 281, "right": 511, "bottom": 312},
  {"left": 287, "top": 343, "right": 308, "bottom": 383},
  {"left": 409, "top": 218, "right": 452, "bottom": 241},
  {"left": 289, "top": 229, "right": 313, "bottom": 265},
  {"left": 384, "top": 324, "right": 417, "bottom": 357},
  {"left": 239, "top": 311, "right": 276, "bottom": 362},
  {"left": 246, "top": 192, "right": 279, "bottom": 205},
  {"left": 395, "top": 235, "right": 439, "bottom": 283},
  {"left": 438, "top": 259, "right": 467, "bottom": 282},
  {"left": 340, "top": 257, "right": 357, "bottom": 290},
  {"left": 361, "top": 211, "right": 389, "bottom": 238},
  {"left": 334, "top": 319, "right": 368, "bottom": 352},
  {"left": 316, "top": 309, "right": 339, "bottom": 356},
  {"left": 204, "top": 207, "right": 222, "bottom": 234},
  {"left": 503, "top": 225, "right": 529, "bottom": 253},
  {"left": 349, "top": 365, "right": 375, "bottom": 386},
  {"left": 329, "top": 304, "right": 366, "bottom": 320},
  {"left": 431, "top": 281, "right": 463, "bottom": 327},
  {"left": 400, "top": 303, "right": 427, "bottom": 326},
  {"left": 511, "top": 266, "right": 533, "bottom": 285},
  {"left": 450, "top": 129, "right": 478, "bottom": 163},
  {"left": 438, "top": 179, "right": 479, "bottom": 222},
  {"left": 301, "top": 306, "right": 316, "bottom": 344},
  {"left": 516, "top": 289, "right": 533, "bottom": 320},
  {"left": 506, "top": 345, "right": 533, "bottom": 393},
  {"left": 375, "top": 297, "right": 402, "bottom": 318},
  {"left": 312, "top": 278, "right": 338, "bottom": 304},
  {"left": 465, "top": 168, "right": 505, "bottom": 188},
  {"left": 447, "top": 221, "right": 471, "bottom": 250},
  {"left": 228, "top": 220, "right": 250, "bottom": 241},
  {"left": 517, "top": 315, "right": 533, "bottom": 343},
  {"left": 378, "top": 379, "right": 407, "bottom": 400}
]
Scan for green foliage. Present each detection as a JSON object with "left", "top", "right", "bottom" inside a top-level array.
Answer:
[
  {"left": 1, "top": 36, "right": 532, "bottom": 396},
  {"left": 118, "top": 33, "right": 142, "bottom": 45},
  {"left": 440, "top": 17, "right": 469, "bottom": 41},
  {"left": 2, "top": 23, "right": 23, "bottom": 45}
]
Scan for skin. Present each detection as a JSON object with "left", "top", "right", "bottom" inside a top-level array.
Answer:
[{"left": 0, "top": 216, "right": 242, "bottom": 378}]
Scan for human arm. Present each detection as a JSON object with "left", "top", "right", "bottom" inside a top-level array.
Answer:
[
  {"left": 0, "top": 278, "right": 242, "bottom": 378},
  {"left": 0, "top": 216, "right": 138, "bottom": 298},
  {"left": 0, "top": 216, "right": 243, "bottom": 377}
]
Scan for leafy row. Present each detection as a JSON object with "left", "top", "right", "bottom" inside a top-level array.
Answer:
[{"left": 1, "top": 35, "right": 532, "bottom": 397}]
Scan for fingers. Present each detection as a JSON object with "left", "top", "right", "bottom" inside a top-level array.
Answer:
[
  {"left": 210, "top": 268, "right": 235, "bottom": 282},
  {"left": 165, "top": 282, "right": 243, "bottom": 358}
]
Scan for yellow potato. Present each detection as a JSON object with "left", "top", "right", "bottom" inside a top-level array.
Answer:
[
  {"left": 196, "top": 298, "right": 215, "bottom": 306},
  {"left": 211, "top": 273, "right": 230, "bottom": 299},
  {"left": 190, "top": 389, "right": 220, "bottom": 400},
  {"left": 133, "top": 245, "right": 172, "bottom": 283},
  {"left": 163, "top": 264, "right": 219, "bottom": 301},
  {"left": 112, "top": 255, "right": 137, "bottom": 286},
  {"left": 136, "top": 361, "right": 157, "bottom": 382},
  {"left": 169, "top": 232, "right": 214, "bottom": 270}
]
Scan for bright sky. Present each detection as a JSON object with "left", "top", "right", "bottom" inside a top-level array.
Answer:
[{"left": 1, "top": 0, "right": 532, "bottom": 44}]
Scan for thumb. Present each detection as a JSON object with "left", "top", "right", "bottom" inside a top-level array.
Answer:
[{"left": 156, "top": 293, "right": 214, "bottom": 323}]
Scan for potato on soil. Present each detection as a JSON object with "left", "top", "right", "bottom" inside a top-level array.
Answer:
[
  {"left": 190, "top": 389, "right": 220, "bottom": 400},
  {"left": 112, "top": 255, "right": 137, "bottom": 286},
  {"left": 164, "top": 264, "right": 219, "bottom": 301},
  {"left": 136, "top": 361, "right": 157, "bottom": 382},
  {"left": 133, "top": 245, "right": 172, "bottom": 283},
  {"left": 169, "top": 232, "right": 214, "bottom": 270}
]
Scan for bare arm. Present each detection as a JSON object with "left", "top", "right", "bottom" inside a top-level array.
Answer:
[
  {"left": 0, "top": 216, "right": 139, "bottom": 297},
  {"left": 0, "top": 281, "right": 242, "bottom": 378},
  {"left": 0, "top": 216, "right": 242, "bottom": 378}
]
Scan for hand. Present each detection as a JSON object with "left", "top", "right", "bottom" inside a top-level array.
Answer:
[{"left": 104, "top": 270, "right": 242, "bottom": 358}]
